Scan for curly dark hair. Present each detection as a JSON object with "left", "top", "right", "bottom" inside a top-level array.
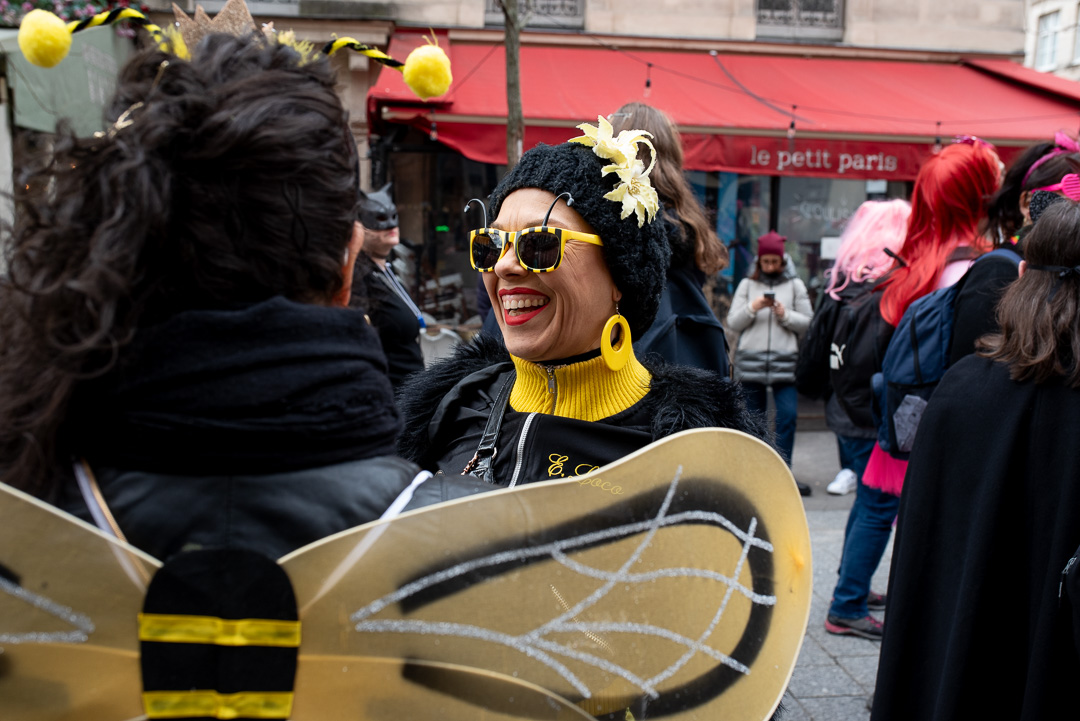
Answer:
[{"left": 0, "top": 33, "right": 360, "bottom": 496}]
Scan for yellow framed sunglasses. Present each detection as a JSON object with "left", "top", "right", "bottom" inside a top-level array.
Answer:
[{"left": 465, "top": 193, "right": 603, "bottom": 273}]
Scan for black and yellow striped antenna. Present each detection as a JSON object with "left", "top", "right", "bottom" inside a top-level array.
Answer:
[
  {"left": 17, "top": 2, "right": 452, "bottom": 100},
  {"left": 323, "top": 32, "right": 451, "bottom": 100},
  {"left": 322, "top": 38, "right": 403, "bottom": 70},
  {"left": 18, "top": 7, "right": 170, "bottom": 68}
]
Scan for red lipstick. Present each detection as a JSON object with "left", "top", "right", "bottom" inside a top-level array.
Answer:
[{"left": 498, "top": 287, "right": 550, "bottom": 326}]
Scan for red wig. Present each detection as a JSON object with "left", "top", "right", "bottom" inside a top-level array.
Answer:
[{"left": 878, "top": 142, "right": 1000, "bottom": 326}]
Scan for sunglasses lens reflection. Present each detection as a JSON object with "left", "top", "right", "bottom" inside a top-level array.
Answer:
[
  {"left": 520, "top": 231, "right": 561, "bottom": 270},
  {"left": 472, "top": 232, "right": 502, "bottom": 269}
]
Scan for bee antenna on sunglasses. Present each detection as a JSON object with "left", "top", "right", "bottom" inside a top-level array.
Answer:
[{"left": 464, "top": 198, "right": 489, "bottom": 227}]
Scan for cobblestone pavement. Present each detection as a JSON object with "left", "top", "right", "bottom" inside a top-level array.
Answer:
[{"left": 780, "top": 429, "right": 895, "bottom": 721}]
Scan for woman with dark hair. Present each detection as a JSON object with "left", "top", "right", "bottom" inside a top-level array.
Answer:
[
  {"left": 872, "top": 199, "right": 1080, "bottom": 721},
  {"left": 985, "top": 133, "right": 1080, "bottom": 247},
  {"left": 608, "top": 102, "right": 731, "bottom": 374},
  {"left": 0, "top": 33, "right": 418, "bottom": 560},
  {"left": 950, "top": 135, "right": 1080, "bottom": 364}
]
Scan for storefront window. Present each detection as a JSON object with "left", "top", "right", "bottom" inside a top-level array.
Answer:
[
  {"left": 777, "top": 176, "right": 866, "bottom": 304},
  {"left": 385, "top": 132, "right": 502, "bottom": 325},
  {"left": 688, "top": 170, "right": 771, "bottom": 319},
  {"left": 383, "top": 133, "right": 908, "bottom": 327},
  {"left": 729, "top": 174, "right": 772, "bottom": 293}
]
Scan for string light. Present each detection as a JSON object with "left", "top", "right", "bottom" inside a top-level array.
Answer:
[
  {"left": 933, "top": 121, "right": 942, "bottom": 154},
  {"left": 787, "top": 105, "right": 797, "bottom": 151},
  {"left": 644, "top": 62, "right": 652, "bottom": 98}
]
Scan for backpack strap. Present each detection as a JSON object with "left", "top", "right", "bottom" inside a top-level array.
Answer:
[
  {"left": 74, "top": 459, "right": 127, "bottom": 541},
  {"left": 980, "top": 247, "right": 1022, "bottom": 266},
  {"left": 460, "top": 371, "right": 516, "bottom": 483}
]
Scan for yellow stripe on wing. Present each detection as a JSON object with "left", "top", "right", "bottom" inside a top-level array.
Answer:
[
  {"left": 138, "top": 613, "right": 300, "bottom": 647},
  {"left": 143, "top": 690, "right": 294, "bottom": 720}
]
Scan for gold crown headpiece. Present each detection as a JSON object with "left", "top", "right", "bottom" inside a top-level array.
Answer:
[{"left": 15, "top": 0, "right": 452, "bottom": 100}]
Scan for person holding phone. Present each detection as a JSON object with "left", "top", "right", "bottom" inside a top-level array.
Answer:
[{"left": 728, "top": 231, "right": 814, "bottom": 494}]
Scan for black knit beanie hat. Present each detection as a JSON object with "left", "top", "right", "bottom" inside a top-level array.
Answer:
[{"left": 488, "top": 140, "right": 671, "bottom": 338}]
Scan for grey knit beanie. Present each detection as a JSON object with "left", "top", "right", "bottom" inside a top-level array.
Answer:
[{"left": 488, "top": 141, "right": 671, "bottom": 338}]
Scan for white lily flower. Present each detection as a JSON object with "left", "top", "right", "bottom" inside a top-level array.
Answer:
[
  {"left": 569, "top": 115, "right": 660, "bottom": 227},
  {"left": 603, "top": 160, "right": 660, "bottom": 228}
]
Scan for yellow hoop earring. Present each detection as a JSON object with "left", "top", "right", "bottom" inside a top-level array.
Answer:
[{"left": 601, "top": 312, "right": 632, "bottom": 372}]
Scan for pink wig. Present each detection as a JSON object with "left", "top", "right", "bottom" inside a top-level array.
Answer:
[{"left": 825, "top": 199, "right": 912, "bottom": 299}]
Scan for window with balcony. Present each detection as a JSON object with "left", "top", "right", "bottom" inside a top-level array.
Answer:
[
  {"left": 1036, "top": 11, "right": 1060, "bottom": 71},
  {"left": 757, "top": 0, "right": 844, "bottom": 42},
  {"left": 484, "top": 0, "right": 585, "bottom": 30}
]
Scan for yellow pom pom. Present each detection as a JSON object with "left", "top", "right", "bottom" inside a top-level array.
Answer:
[
  {"left": 402, "top": 43, "right": 452, "bottom": 101},
  {"left": 18, "top": 9, "right": 73, "bottom": 68}
]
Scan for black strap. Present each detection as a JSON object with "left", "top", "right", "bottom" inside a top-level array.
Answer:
[
  {"left": 883, "top": 247, "right": 908, "bottom": 267},
  {"left": 460, "top": 371, "right": 516, "bottom": 484}
]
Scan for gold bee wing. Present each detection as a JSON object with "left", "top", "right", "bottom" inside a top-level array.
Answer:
[
  {"left": 0, "top": 482, "right": 161, "bottom": 720},
  {"left": 281, "top": 428, "right": 812, "bottom": 721}
]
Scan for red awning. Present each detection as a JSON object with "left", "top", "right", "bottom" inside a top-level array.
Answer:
[{"left": 370, "top": 32, "right": 1080, "bottom": 179}]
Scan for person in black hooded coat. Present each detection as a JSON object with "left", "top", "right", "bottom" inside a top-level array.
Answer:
[{"left": 871, "top": 200, "right": 1080, "bottom": 721}]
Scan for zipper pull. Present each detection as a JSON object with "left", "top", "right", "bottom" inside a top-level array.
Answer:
[{"left": 545, "top": 366, "right": 558, "bottom": 413}]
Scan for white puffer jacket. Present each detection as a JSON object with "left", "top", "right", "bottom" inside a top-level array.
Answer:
[{"left": 727, "top": 264, "right": 812, "bottom": 385}]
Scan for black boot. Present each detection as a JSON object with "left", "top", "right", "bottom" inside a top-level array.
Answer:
[{"left": 797, "top": 481, "right": 812, "bottom": 497}]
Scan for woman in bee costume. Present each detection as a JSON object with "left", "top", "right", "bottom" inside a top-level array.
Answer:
[
  {"left": 0, "top": 7, "right": 811, "bottom": 721},
  {"left": 396, "top": 119, "right": 769, "bottom": 494},
  {"left": 0, "top": 1, "right": 449, "bottom": 561}
]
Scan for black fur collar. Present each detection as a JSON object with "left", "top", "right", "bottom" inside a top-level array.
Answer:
[{"left": 396, "top": 334, "right": 770, "bottom": 465}]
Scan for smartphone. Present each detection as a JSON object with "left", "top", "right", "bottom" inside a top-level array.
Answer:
[{"left": 763, "top": 292, "right": 775, "bottom": 303}]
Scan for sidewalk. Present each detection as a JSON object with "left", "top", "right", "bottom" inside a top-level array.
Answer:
[{"left": 781, "top": 428, "right": 895, "bottom": 721}]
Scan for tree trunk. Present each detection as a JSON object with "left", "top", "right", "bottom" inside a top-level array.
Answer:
[{"left": 503, "top": 0, "right": 524, "bottom": 169}]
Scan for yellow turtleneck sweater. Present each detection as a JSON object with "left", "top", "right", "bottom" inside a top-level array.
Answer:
[{"left": 509, "top": 350, "right": 652, "bottom": 422}]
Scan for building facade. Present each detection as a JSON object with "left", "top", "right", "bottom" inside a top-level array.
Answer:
[
  {"left": 155, "top": 0, "right": 1064, "bottom": 324},
  {"left": 1025, "top": 0, "right": 1080, "bottom": 80}
]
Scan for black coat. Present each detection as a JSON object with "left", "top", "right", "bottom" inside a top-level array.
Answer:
[
  {"left": 59, "top": 456, "right": 421, "bottom": 562},
  {"left": 57, "top": 297, "right": 421, "bottom": 561},
  {"left": 948, "top": 251, "right": 1020, "bottom": 366},
  {"left": 871, "top": 354, "right": 1080, "bottom": 721},
  {"left": 367, "top": 267, "right": 425, "bottom": 389},
  {"left": 397, "top": 335, "right": 770, "bottom": 490},
  {"left": 636, "top": 264, "right": 731, "bottom": 377}
]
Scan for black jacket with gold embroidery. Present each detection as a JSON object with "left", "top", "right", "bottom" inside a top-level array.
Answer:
[{"left": 397, "top": 334, "right": 770, "bottom": 495}]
